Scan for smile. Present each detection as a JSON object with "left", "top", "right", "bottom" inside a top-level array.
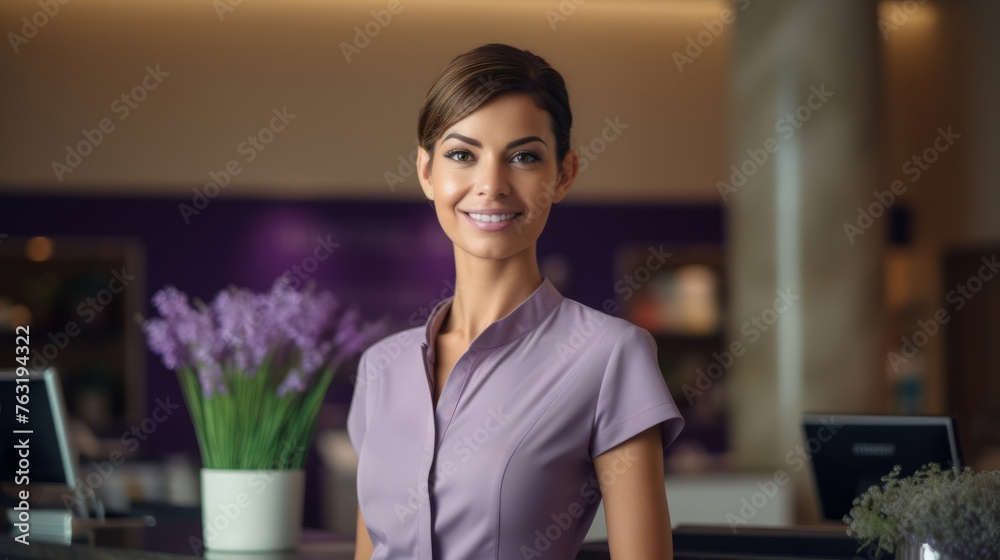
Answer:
[
  {"left": 461, "top": 211, "right": 524, "bottom": 232},
  {"left": 465, "top": 212, "right": 522, "bottom": 223}
]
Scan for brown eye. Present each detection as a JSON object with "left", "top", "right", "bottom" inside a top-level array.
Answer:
[
  {"left": 444, "top": 149, "right": 473, "bottom": 163},
  {"left": 512, "top": 151, "right": 540, "bottom": 164}
]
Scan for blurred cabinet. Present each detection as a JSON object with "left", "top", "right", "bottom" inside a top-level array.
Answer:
[
  {"left": 0, "top": 236, "right": 145, "bottom": 438},
  {"left": 614, "top": 243, "right": 729, "bottom": 470},
  {"left": 943, "top": 247, "right": 1000, "bottom": 469}
]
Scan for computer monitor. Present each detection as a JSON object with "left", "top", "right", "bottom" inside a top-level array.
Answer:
[
  {"left": 802, "top": 414, "right": 962, "bottom": 522},
  {"left": 0, "top": 368, "right": 86, "bottom": 517}
]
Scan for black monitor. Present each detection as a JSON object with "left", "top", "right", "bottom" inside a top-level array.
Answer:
[
  {"left": 0, "top": 368, "right": 86, "bottom": 517},
  {"left": 802, "top": 414, "right": 962, "bottom": 522}
]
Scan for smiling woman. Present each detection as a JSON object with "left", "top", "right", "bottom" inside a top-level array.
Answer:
[
  {"left": 415, "top": 44, "right": 576, "bottom": 260},
  {"left": 349, "top": 43, "right": 684, "bottom": 560},
  {"left": 422, "top": 98, "right": 563, "bottom": 243}
]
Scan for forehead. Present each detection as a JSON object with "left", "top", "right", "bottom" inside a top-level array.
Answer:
[{"left": 441, "top": 94, "right": 553, "bottom": 144}]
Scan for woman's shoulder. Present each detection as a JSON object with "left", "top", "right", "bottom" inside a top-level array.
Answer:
[
  {"left": 553, "top": 296, "right": 654, "bottom": 350},
  {"left": 358, "top": 325, "right": 425, "bottom": 363}
]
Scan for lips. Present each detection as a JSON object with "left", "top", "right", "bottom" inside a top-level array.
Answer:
[
  {"left": 461, "top": 211, "right": 524, "bottom": 232},
  {"left": 464, "top": 211, "right": 522, "bottom": 223}
]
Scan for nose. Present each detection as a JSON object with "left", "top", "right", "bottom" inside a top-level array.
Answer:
[{"left": 476, "top": 156, "right": 511, "bottom": 199}]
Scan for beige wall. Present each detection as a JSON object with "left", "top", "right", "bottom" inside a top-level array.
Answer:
[
  {"left": 964, "top": 0, "right": 1000, "bottom": 242},
  {"left": 0, "top": 0, "right": 731, "bottom": 201},
  {"left": 880, "top": 0, "right": 1000, "bottom": 415},
  {"left": 880, "top": 1, "right": 967, "bottom": 414}
]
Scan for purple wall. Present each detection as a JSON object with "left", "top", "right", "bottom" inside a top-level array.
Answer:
[{"left": 0, "top": 193, "right": 724, "bottom": 526}]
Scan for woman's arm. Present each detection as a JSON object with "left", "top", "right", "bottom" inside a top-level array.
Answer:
[
  {"left": 354, "top": 502, "right": 375, "bottom": 560},
  {"left": 594, "top": 425, "right": 673, "bottom": 560}
]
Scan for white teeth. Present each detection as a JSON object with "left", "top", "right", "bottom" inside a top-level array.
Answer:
[{"left": 468, "top": 212, "right": 519, "bottom": 223}]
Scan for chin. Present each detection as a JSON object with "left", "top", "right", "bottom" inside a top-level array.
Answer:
[{"left": 455, "top": 239, "right": 528, "bottom": 261}]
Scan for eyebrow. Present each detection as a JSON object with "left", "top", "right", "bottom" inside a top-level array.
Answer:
[{"left": 441, "top": 133, "right": 547, "bottom": 150}]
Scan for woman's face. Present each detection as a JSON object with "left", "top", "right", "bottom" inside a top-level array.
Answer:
[{"left": 417, "top": 93, "right": 578, "bottom": 262}]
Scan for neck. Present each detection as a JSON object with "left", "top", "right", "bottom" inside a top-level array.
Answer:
[{"left": 443, "top": 245, "right": 543, "bottom": 343}]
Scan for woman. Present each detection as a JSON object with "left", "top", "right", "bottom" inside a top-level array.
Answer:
[{"left": 349, "top": 43, "right": 684, "bottom": 559}]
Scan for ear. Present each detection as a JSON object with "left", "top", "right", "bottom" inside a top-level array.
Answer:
[
  {"left": 553, "top": 150, "right": 579, "bottom": 202},
  {"left": 417, "top": 145, "right": 434, "bottom": 200}
]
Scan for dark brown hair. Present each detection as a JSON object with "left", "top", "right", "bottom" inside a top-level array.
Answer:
[{"left": 417, "top": 43, "right": 572, "bottom": 166}]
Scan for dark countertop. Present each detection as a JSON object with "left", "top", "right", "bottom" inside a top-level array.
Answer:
[
  {"left": 1, "top": 517, "right": 356, "bottom": 560},
  {"left": 0, "top": 540, "right": 204, "bottom": 560},
  {"left": 2, "top": 525, "right": 871, "bottom": 560},
  {"left": 1, "top": 520, "right": 614, "bottom": 560}
]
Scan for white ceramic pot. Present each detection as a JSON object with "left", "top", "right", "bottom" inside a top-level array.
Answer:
[
  {"left": 200, "top": 468, "right": 305, "bottom": 552},
  {"left": 895, "top": 537, "right": 943, "bottom": 560}
]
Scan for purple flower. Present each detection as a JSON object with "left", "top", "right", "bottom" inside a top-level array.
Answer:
[
  {"left": 197, "top": 361, "right": 225, "bottom": 397},
  {"left": 151, "top": 286, "right": 195, "bottom": 320},
  {"left": 333, "top": 315, "right": 388, "bottom": 365},
  {"left": 276, "top": 369, "right": 306, "bottom": 397},
  {"left": 141, "top": 318, "right": 184, "bottom": 370},
  {"left": 141, "top": 277, "right": 388, "bottom": 399}
]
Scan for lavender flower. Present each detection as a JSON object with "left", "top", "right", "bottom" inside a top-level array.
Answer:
[
  {"left": 333, "top": 312, "right": 389, "bottom": 366},
  {"left": 276, "top": 369, "right": 307, "bottom": 398},
  {"left": 142, "top": 277, "right": 387, "bottom": 399},
  {"left": 141, "top": 318, "right": 183, "bottom": 370}
]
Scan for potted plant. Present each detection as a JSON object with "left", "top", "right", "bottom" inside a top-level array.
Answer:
[
  {"left": 843, "top": 462, "right": 1000, "bottom": 560},
  {"left": 141, "top": 276, "right": 385, "bottom": 553}
]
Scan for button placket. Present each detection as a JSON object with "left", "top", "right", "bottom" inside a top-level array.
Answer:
[
  {"left": 410, "top": 277, "right": 564, "bottom": 559},
  {"left": 418, "top": 342, "right": 436, "bottom": 559},
  {"left": 432, "top": 349, "right": 481, "bottom": 450}
]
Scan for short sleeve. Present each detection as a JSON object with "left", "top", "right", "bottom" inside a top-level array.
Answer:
[
  {"left": 346, "top": 347, "right": 374, "bottom": 456},
  {"left": 591, "top": 325, "right": 685, "bottom": 462}
]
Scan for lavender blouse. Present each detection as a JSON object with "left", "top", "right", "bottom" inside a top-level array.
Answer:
[{"left": 347, "top": 277, "right": 684, "bottom": 559}]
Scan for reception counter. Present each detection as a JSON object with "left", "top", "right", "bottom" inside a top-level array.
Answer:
[
  {"left": 1, "top": 517, "right": 355, "bottom": 560},
  {"left": 0, "top": 517, "right": 612, "bottom": 559},
  {"left": 2, "top": 523, "right": 874, "bottom": 560}
]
